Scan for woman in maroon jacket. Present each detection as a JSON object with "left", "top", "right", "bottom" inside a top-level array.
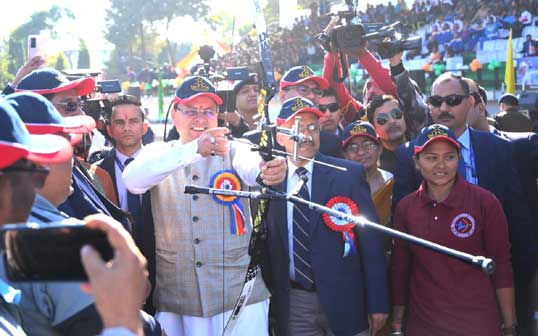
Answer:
[{"left": 391, "top": 124, "right": 517, "bottom": 336}]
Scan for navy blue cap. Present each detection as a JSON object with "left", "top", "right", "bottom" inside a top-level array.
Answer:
[
  {"left": 16, "top": 68, "right": 95, "bottom": 96},
  {"left": 233, "top": 73, "right": 259, "bottom": 94},
  {"left": 5, "top": 92, "right": 95, "bottom": 145},
  {"left": 414, "top": 124, "right": 461, "bottom": 155},
  {"left": 342, "top": 121, "right": 379, "bottom": 147},
  {"left": 276, "top": 97, "right": 324, "bottom": 125},
  {"left": 280, "top": 66, "right": 328, "bottom": 91},
  {"left": 0, "top": 100, "right": 72, "bottom": 169},
  {"left": 498, "top": 93, "right": 519, "bottom": 106},
  {"left": 174, "top": 76, "right": 222, "bottom": 105}
]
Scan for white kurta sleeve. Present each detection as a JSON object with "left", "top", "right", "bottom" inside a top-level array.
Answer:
[
  {"left": 123, "top": 140, "right": 203, "bottom": 194},
  {"left": 231, "top": 140, "right": 263, "bottom": 186}
]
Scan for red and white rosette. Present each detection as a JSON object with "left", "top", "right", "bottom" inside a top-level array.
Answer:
[{"left": 322, "top": 196, "right": 359, "bottom": 257}]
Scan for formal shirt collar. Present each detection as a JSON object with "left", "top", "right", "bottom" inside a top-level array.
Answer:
[
  {"left": 116, "top": 146, "right": 142, "bottom": 164},
  {"left": 0, "top": 280, "right": 21, "bottom": 305},
  {"left": 287, "top": 159, "right": 314, "bottom": 177},
  {"left": 457, "top": 127, "right": 471, "bottom": 150}
]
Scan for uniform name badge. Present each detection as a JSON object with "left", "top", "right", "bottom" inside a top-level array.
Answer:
[
  {"left": 322, "top": 196, "right": 359, "bottom": 257},
  {"left": 209, "top": 169, "right": 246, "bottom": 235}
]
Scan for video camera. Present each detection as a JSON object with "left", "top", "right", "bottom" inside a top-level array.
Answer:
[
  {"left": 192, "top": 45, "right": 252, "bottom": 113},
  {"left": 81, "top": 80, "right": 122, "bottom": 122},
  {"left": 317, "top": 1, "right": 422, "bottom": 59}
]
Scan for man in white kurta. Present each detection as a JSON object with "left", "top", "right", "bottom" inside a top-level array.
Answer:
[{"left": 123, "top": 76, "right": 286, "bottom": 336}]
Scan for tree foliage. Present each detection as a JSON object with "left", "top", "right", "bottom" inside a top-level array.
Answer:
[
  {"left": 77, "top": 39, "right": 90, "bottom": 68},
  {"left": 54, "top": 52, "right": 67, "bottom": 70},
  {"left": 105, "top": 0, "right": 211, "bottom": 78},
  {"left": 7, "top": 5, "right": 74, "bottom": 75}
]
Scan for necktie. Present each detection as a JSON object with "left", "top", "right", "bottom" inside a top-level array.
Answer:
[
  {"left": 124, "top": 158, "right": 141, "bottom": 234},
  {"left": 292, "top": 167, "right": 315, "bottom": 290}
]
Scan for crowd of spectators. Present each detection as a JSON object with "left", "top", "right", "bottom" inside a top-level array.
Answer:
[
  {"left": 213, "top": 14, "right": 330, "bottom": 75},
  {"left": 213, "top": 0, "right": 538, "bottom": 72}
]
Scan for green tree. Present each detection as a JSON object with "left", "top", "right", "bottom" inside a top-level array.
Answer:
[
  {"left": 77, "top": 39, "right": 90, "bottom": 68},
  {"left": 144, "top": 0, "right": 210, "bottom": 65},
  {"left": 7, "top": 6, "right": 74, "bottom": 75},
  {"left": 55, "top": 52, "right": 67, "bottom": 70},
  {"left": 0, "top": 42, "right": 14, "bottom": 85}
]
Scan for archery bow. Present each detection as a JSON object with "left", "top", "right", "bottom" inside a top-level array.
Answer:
[{"left": 222, "top": 1, "right": 277, "bottom": 334}]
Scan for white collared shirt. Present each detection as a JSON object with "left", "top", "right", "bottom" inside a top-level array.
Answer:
[
  {"left": 286, "top": 159, "right": 314, "bottom": 280},
  {"left": 114, "top": 147, "right": 142, "bottom": 210},
  {"left": 457, "top": 128, "right": 478, "bottom": 185}
]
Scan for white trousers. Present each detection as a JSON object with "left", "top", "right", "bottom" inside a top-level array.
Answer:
[{"left": 156, "top": 299, "right": 269, "bottom": 336}]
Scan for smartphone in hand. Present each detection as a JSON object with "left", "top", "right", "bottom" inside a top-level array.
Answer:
[
  {"left": 27, "top": 35, "right": 45, "bottom": 60},
  {"left": 2, "top": 219, "right": 113, "bottom": 282}
]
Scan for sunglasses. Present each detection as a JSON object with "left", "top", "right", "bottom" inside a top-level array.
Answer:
[
  {"left": 375, "top": 108, "right": 404, "bottom": 125},
  {"left": 428, "top": 94, "right": 469, "bottom": 107},
  {"left": 345, "top": 141, "right": 377, "bottom": 153},
  {"left": 318, "top": 103, "right": 339, "bottom": 113},
  {"left": 54, "top": 100, "right": 83, "bottom": 113}
]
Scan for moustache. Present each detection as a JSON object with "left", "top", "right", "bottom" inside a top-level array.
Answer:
[{"left": 438, "top": 112, "right": 454, "bottom": 120}]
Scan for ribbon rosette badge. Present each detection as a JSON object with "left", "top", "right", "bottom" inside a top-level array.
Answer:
[
  {"left": 322, "top": 196, "right": 359, "bottom": 257},
  {"left": 209, "top": 170, "right": 246, "bottom": 235}
]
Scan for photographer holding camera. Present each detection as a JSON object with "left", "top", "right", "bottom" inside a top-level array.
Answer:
[{"left": 317, "top": 10, "right": 428, "bottom": 140}]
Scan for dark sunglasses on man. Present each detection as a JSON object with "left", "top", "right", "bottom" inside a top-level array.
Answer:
[
  {"left": 376, "top": 108, "right": 404, "bottom": 125},
  {"left": 54, "top": 100, "right": 83, "bottom": 113},
  {"left": 428, "top": 94, "right": 469, "bottom": 108},
  {"left": 318, "top": 103, "right": 339, "bottom": 113}
]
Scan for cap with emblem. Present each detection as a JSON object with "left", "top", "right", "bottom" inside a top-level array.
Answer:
[
  {"left": 414, "top": 124, "right": 461, "bottom": 155},
  {"left": 280, "top": 65, "right": 329, "bottom": 91},
  {"left": 0, "top": 100, "right": 72, "bottom": 169},
  {"left": 341, "top": 121, "right": 379, "bottom": 147},
  {"left": 276, "top": 97, "right": 324, "bottom": 125},
  {"left": 5, "top": 92, "right": 95, "bottom": 145},
  {"left": 16, "top": 67, "right": 95, "bottom": 96},
  {"left": 174, "top": 76, "right": 222, "bottom": 105}
]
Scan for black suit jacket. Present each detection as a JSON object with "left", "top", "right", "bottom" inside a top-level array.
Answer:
[
  {"left": 496, "top": 131, "right": 538, "bottom": 238},
  {"left": 96, "top": 150, "right": 157, "bottom": 314},
  {"left": 263, "top": 153, "right": 389, "bottom": 336}
]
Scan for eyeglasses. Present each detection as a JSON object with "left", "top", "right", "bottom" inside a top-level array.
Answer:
[
  {"left": 0, "top": 164, "right": 50, "bottom": 188},
  {"left": 285, "top": 85, "right": 323, "bottom": 97},
  {"left": 298, "top": 123, "right": 320, "bottom": 133},
  {"left": 54, "top": 99, "right": 83, "bottom": 113},
  {"left": 345, "top": 141, "right": 378, "bottom": 153},
  {"left": 375, "top": 108, "right": 404, "bottom": 125},
  {"left": 318, "top": 103, "right": 340, "bottom": 113},
  {"left": 174, "top": 106, "right": 218, "bottom": 119},
  {"left": 428, "top": 94, "right": 469, "bottom": 107}
]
